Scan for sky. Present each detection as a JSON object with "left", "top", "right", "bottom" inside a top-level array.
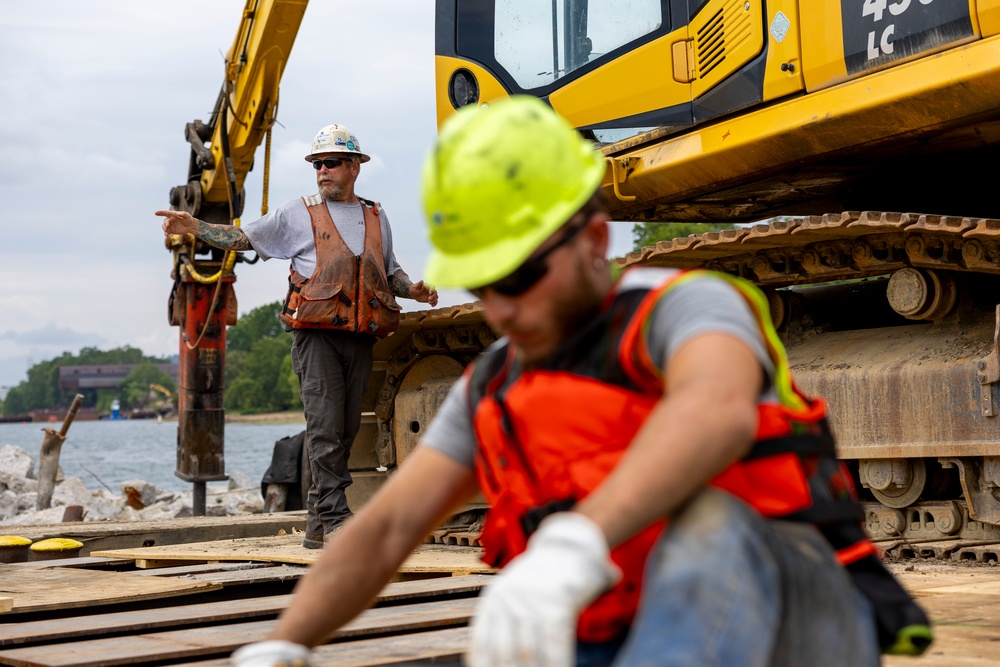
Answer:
[{"left": 0, "top": 1, "right": 638, "bottom": 389}]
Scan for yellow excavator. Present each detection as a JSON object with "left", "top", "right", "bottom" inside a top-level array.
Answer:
[
  {"left": 167, "top": 0, "right": 1000, "bottom": 555},
  {"left": 435, "top": 0, "right": 1000, "bottom": 552}
]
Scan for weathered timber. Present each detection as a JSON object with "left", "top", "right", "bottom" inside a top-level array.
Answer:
[
  {"left": 168, "top": 626, "right": 470, "bottom": 667},
  {"left": 12, "top": 512, "right": 306, "bottom": 556},
  {"left": 93, "top": 536, "right": 495, "bottom": 574},
  {"left": 127, "top": 562, "right": 275, "bottom": 577},
  {"left": 133, "top": 559, "right": 205, "bottom": 570},
  {"left": 11, "top": 557, "right": 133, "bottom": 570},
  {"left": 0, "top": 575, "right": 487, "bottom": 648},
  {"left": 36, "top": 394, "right": 84, "bottom": 511},
  {"left": 0, "top": 565, "right": 220, "bottom": 614},
  {"left": 0, "top": 598, "right": 476, "bottom": 666},
  {"left": 181, "top": 564, "right": 307, "bottom": 585},
  {"left": 0, "top": 598, "right": 10, "bottom": 613}
]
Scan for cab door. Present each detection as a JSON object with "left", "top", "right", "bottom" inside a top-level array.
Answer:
[{"left": 438, "top": 0, "right": 696, "bottom": 143}]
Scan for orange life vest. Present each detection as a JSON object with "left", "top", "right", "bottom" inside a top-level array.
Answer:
[
  {"left": 280, "top": 196, "right": 400, "bottom": 337},
  {"left": 468, "top": 268, "right": 874, "bottom": 643}
]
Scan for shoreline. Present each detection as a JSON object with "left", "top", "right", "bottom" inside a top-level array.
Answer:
[
  {"left": 225, "top": 410, "right": 306, "bottom": 425},
  {"left": 156, "top": 410, "right": 306, "bottom": 425}
]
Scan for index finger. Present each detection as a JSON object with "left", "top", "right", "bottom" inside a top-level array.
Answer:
[{"left": 154, "top": 209, "right": 184, "bottom": 219}]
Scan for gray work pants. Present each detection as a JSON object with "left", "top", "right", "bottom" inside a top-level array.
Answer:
[{"left": 291, "top": 329, "right": 374, "bottom": 540}]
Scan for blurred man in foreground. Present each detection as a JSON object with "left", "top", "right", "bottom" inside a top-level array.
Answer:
[{"left": 231, "top": 97, "right": 928, "bottom": 667}]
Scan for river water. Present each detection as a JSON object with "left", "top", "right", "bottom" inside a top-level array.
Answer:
[{"left": 0, "top": 420, "right": 305, "bottom": 494}]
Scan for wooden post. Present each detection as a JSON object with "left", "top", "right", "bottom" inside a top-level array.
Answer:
[{"left": 36, "top": 393, "right": 85, "bottom": 511}]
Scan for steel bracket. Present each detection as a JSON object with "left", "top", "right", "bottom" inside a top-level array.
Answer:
[
  {"left": 609, "top": 157, "right": 636, "bottom": 202},
  {"left": 976, "top": 305, "right": 1000, "bottom": 417},
  {"left": 939, "top": 457, "right": 1000, "bottom": 525}
]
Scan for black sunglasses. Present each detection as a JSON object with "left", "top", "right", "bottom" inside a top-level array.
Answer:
[
  {"left": 312, "top": 157, "right": 349, "bottom": 170},
  {"left": 470, "top": 217, "right": 590, "bottom": 298}
]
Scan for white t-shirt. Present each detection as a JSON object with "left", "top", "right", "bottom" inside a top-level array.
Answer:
[{"left": 242, "top": 196, "right": 402, "bottom": 278}]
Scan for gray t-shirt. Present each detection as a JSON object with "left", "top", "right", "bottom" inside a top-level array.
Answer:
[
  {"left": 242, "top": 197, "right": 402, "bottom": 278},
  {"left": 422, "top": 268, "right": 777, "bottom": 468}
]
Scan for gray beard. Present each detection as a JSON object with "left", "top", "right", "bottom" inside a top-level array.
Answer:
[{"left": 320, "top": 182, "right": 345, "bottom": 201}]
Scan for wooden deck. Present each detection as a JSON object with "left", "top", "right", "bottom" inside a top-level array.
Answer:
[{"left": 0, "top": 529, "right": 997, "bottom": 665}]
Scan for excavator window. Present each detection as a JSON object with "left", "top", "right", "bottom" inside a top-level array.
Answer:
[{"left": 458, "top": 0, "right": 665, "bottom": 91}]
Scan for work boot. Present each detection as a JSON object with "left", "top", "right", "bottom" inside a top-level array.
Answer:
[{"left": 302, "top": 533, "right": 324, "bottom": 550}]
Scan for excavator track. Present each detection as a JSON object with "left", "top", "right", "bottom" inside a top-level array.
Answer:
[
  {"left": 868, "top": 499, "right": 1000, "bottom": 563},
  {"left": 616, "top": 211, "right": 1000, "bottom": 286},
  {"left": 618, "top": 211, "right": 1000, "bottom": 564}
]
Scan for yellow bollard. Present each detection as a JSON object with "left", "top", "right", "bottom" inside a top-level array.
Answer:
[
  {"left": 29, "top": 537, "right": 84, "bottom": 561},
  {"left": 0, "top": 536, "right": 33, "bottom": 563}
]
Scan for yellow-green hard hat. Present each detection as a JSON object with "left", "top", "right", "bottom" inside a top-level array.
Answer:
[{"left": 422, "top": 96, "right": 607, "bottom": 289}]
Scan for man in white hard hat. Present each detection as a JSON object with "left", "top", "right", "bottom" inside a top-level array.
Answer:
[{"left": 157, "top": 124, "right": 437, "bottom": 548}]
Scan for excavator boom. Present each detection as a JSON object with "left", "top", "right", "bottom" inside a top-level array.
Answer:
[{"left": 164, "top": 0, "right": 308, "bottom": 513}]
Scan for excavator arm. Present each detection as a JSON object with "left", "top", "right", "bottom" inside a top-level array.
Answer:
[
  {"left": 169, "top": 0, "right": 308, "bottom": 224},
  {"left": 164, "top": 0, "right": 308, "bottom": 514}
]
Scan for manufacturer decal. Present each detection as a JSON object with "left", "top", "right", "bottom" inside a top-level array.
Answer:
[{"left": 770, "top": 11, "right": 790, "bottom": 43}]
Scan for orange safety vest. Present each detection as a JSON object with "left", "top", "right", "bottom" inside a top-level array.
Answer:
[
  {"left": 280, "top": 196, "right": 401, "bottom": 337},
  {"left": 468, "top": 268, "right": 875, "bottom": 643}
]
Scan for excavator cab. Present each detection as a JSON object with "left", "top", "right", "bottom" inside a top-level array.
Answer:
[{"left": 436, "top": 0, "right": 981, "bottom": 146}]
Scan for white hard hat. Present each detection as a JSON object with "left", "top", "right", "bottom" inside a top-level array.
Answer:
[{"left": 305, "top": 124, "right": 370, "bottom": 163}]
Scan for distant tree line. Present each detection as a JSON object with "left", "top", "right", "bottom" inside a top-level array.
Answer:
[
  {"left": 224, "top": 301, "right": 301, "bottom": 415},
  {"left": 0, "top": 302, "right": 299, "bottom": 417},
  {"left": 631, "top": 221, "right": 736, "bottom": 251},
  {"left": 0, "top": 347, "right": 175, "bottom": 416}
]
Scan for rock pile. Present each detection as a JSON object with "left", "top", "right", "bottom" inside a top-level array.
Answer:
[{"left": 0, "top": 444, "right": 264, "bottom": 526}]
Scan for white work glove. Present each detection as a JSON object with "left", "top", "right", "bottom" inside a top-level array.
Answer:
[
  {"left": 231, "top": 640, "right": 313, "bottom": 667},
  {"left": 467, "top": 512, "right": 621, "bottom": 667}
]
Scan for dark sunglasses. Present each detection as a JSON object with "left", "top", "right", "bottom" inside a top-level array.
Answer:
[
  {"left": 312, "top": 157, "right": 349, "bottom": 170},
  {"left": 470, "top": 216, "right": 590, "bottom": 298}
]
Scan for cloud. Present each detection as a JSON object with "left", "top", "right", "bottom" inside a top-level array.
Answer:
[{"left": 0, "top": 326, "right": 106, "bottom": 347}]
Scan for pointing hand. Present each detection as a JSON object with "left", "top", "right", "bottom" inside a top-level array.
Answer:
[{"left": 155, "top": 209, "right": 199, "bottom": 236}]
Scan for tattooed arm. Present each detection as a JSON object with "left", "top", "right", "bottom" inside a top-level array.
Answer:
[
  {"left": 155, "top": 209, "right": 253, "bottom": 251},
  {"left": 390, "top": 269, "right": 439, "bottom": 306},
  {"left": 388, "top": 270, "right": 415, "bottom": 298}
]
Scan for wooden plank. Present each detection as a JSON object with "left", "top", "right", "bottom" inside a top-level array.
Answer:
[
  {"left": 11, "top": 557, "right": 133, "bottom": 570},
  {"left": 0, "top": 598, "right": 475, "bottom": 666},
  {"left": 128, "top": 562, "right": 275, "bottom": 577},
  {"left": 0, "top": 566, "right": 221, "bottom": 614},
  {"left": 13, "top": 512, "right": 306, "bottom": 556},
  {"left": 133, "top": 559, "right": 206, "bottom": 570},
  {"left": 0, "top": 575, "right": 489, "bottom": 647},
  {"left": 182, "top": 564, "right": 308, "bottom": 586},
  {"left": 0, "top": 598, "right": 10, "bottom": 613},
  {"left": 168, "top": 626, "right": 470, "bottom": 667},
  {"left": 94, "top": 537, "right": 495, "bottom": 574}
]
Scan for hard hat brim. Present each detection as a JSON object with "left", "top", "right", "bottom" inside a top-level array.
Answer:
[
  {"left": 304, "top": 151, "right": 371, "bottom": 163},
  {"left": 425, "top": 159, "right": 606, "bottom": 290}
]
